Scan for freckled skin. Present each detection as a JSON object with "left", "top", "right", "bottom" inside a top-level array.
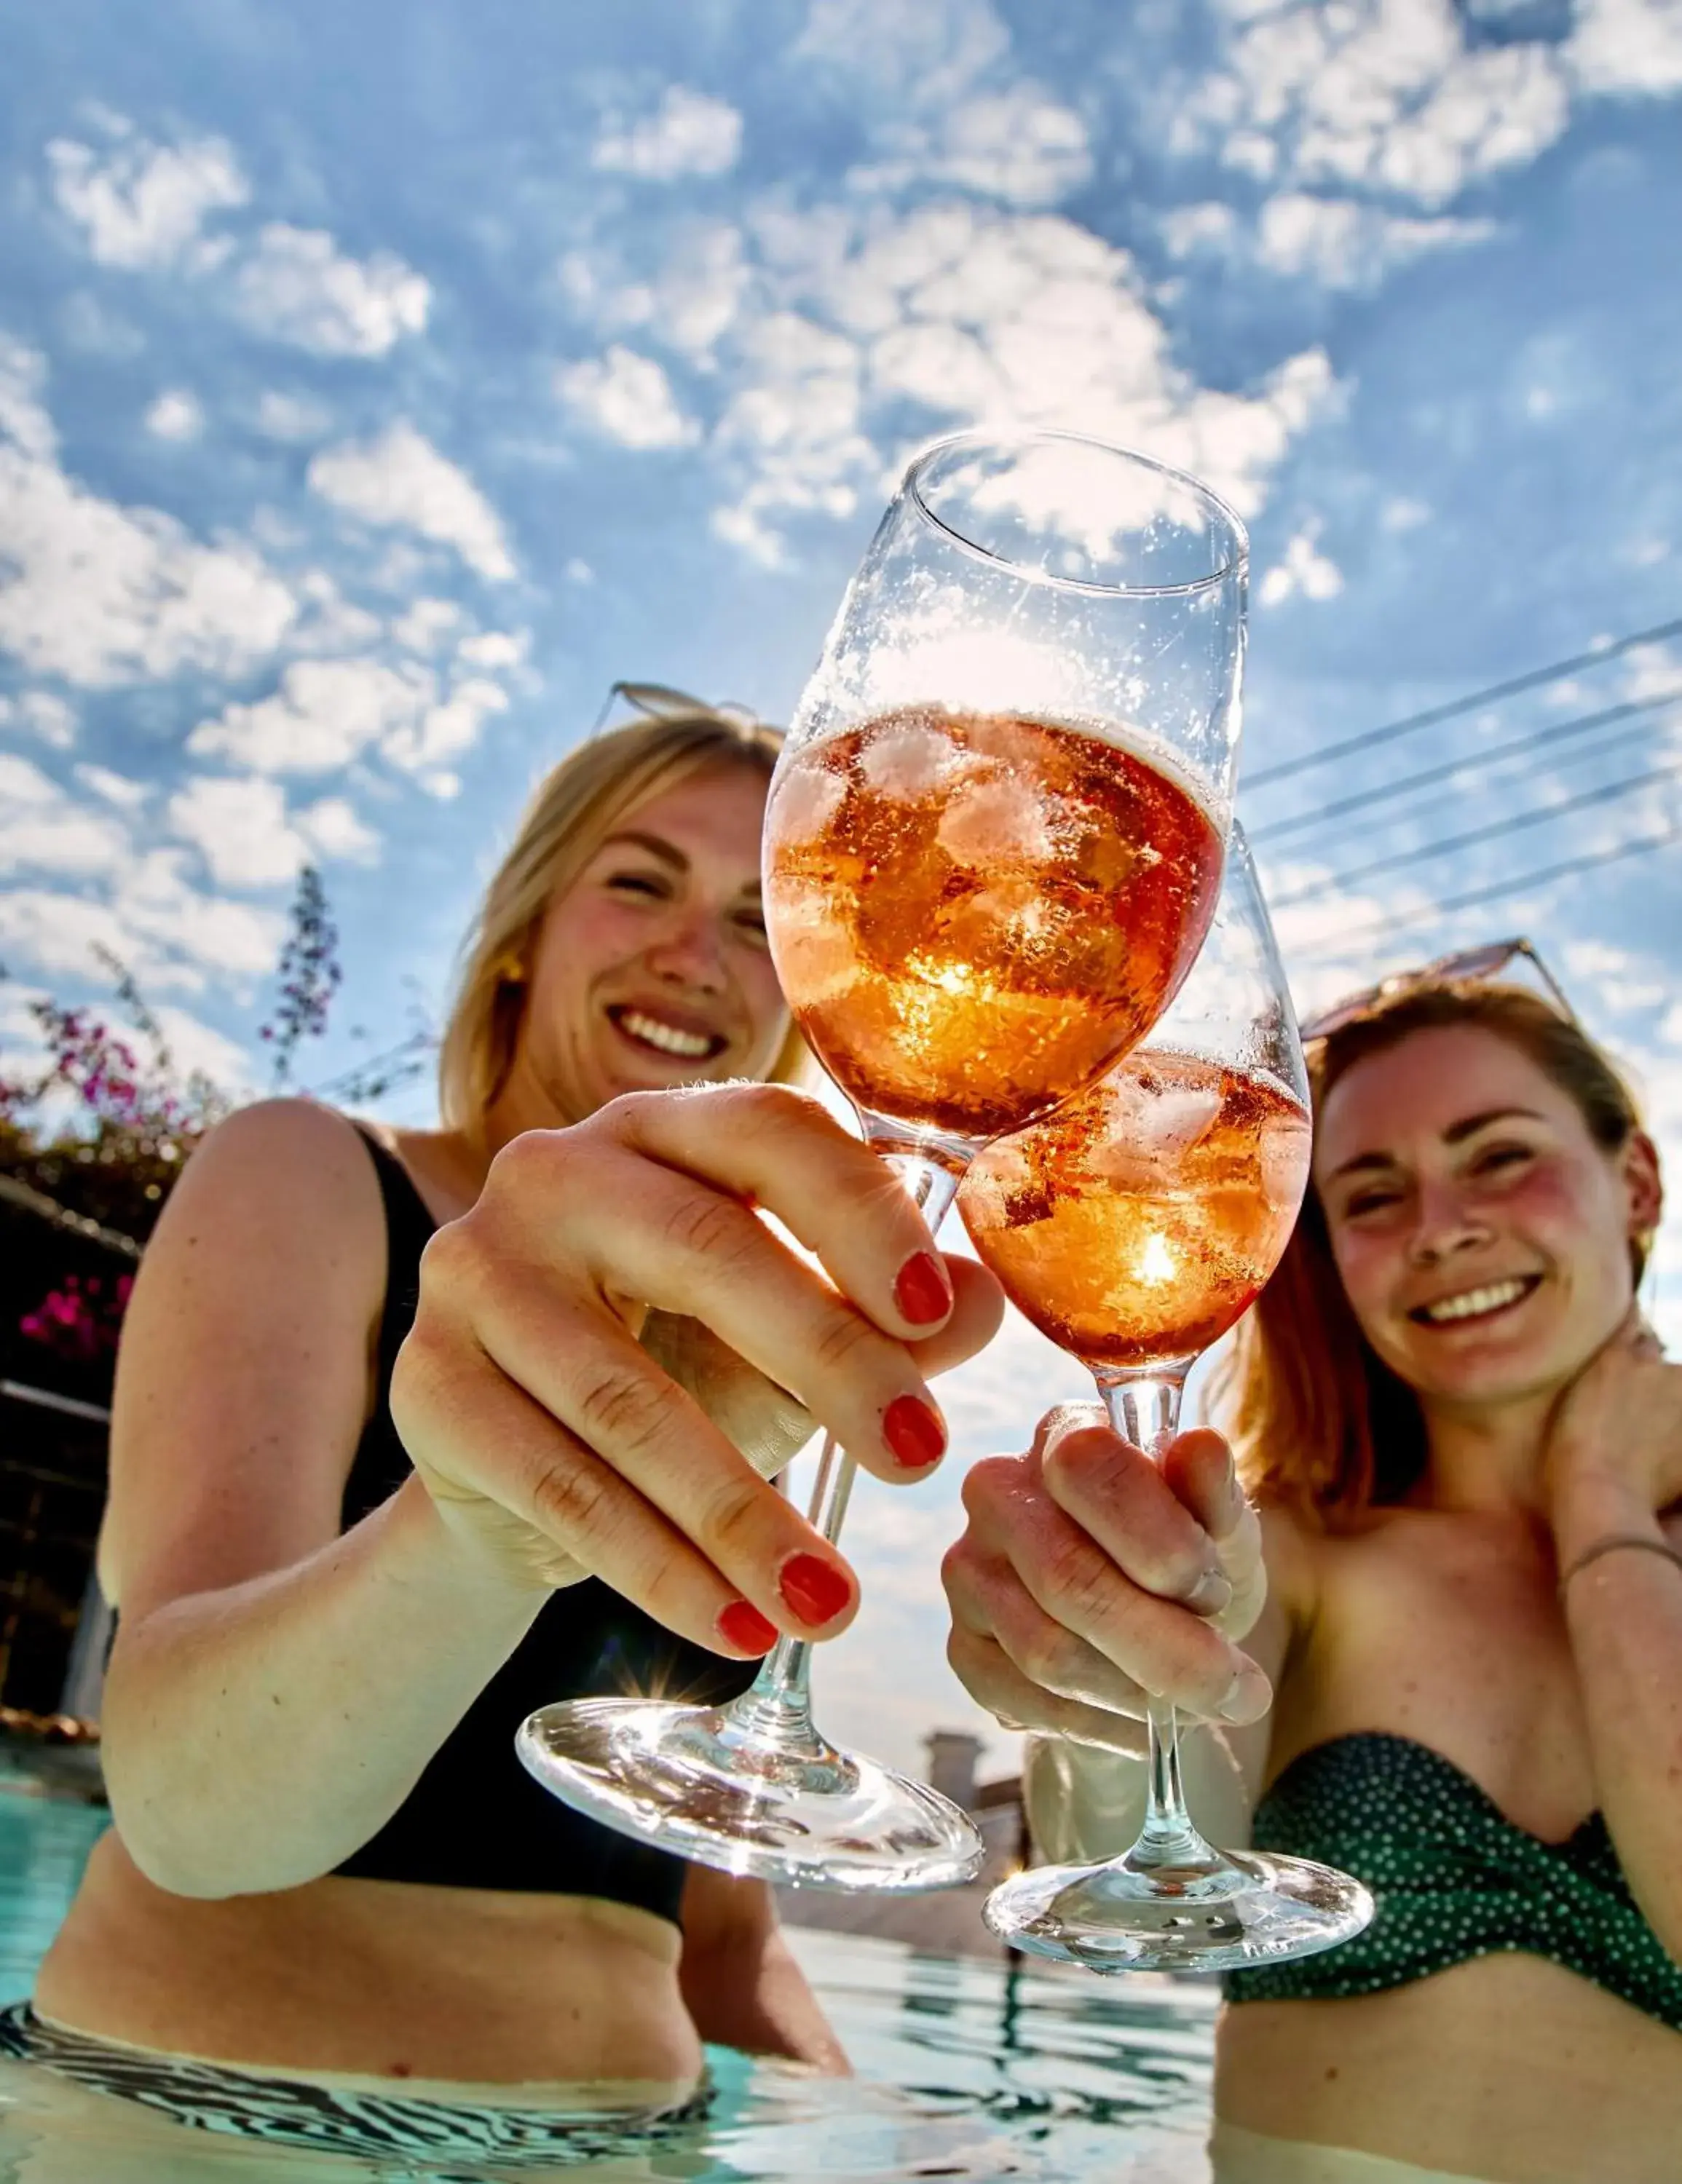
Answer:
[{"left": 1313, "top": 1024, "right": 1650, "bottom": 1423}]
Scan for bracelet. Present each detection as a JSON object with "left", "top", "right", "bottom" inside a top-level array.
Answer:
[{"left": 1557, "top": 1534, "right": 1682, "bottom": 1597}]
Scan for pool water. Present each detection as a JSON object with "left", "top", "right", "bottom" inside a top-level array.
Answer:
[{"left": 0, "top": 1782, "right": 1217, "bottom": 2182}]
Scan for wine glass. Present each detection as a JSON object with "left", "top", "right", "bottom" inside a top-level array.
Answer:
[
  {"left": 960, "top": 827, "right": 1375, "bottom": 1968},
  {"left": 518, "top": 430, "right": 1247, "bottom": 1891}
]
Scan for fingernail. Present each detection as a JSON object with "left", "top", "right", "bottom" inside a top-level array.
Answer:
[
  {"left": 883, "top": 1393, "right": 947, "bottom": 1469},
  {"left": 894, "top": 1251, "right": 953, "bottom": 1326},
  {"left": 1215, "top": 1462, "right": 1248, "bottom": 1536},
  {"left": 778, "top": 1552, "right": 853, "bottom": 1627},
  {"left": 1217, "top": 1665, "right": 1271, "bottom": 1724},
  {"left": 717, "top": 1601, "right": 778, "bottom": 1654},
  {"left": 1185, "top": 1566, "right": 1232, "bottom": 1617}
]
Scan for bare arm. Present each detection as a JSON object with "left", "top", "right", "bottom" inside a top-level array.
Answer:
[
  {"left": 101, "top": 1086, "right": 1003, "bottom": 1900},
  {"left": 98, "top": 1101, "right": 548, "bottom": 1896},
  {"left": 678, "top": 1867, "right": 849, "bottom": 2073},
  {"left": 1547, "top": 1321, "right": 1682, "bottom": 1961}
]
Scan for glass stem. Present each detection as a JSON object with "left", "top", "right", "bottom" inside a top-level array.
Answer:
[
  {"left": 1093, "top": 1367, "right": 1223, "bottom": 1877},
  {"left": 730, "top": 1155, "right": 963, "bottom": 1752}
]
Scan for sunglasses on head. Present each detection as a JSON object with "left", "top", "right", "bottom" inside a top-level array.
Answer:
[
  {"left": 1298, "top": 937, "right": 1576, "bottom": 1044},
  {"left": 593, "top": 680, "right": 770, "bottom": 735}
]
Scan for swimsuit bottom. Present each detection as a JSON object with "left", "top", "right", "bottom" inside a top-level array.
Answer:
[
  {"left": 0, "top": 2001, "right": 713, "bottom": 2175},
  {"left": 1210, "top": 2120, "right": 1496, "bottom": 2183}
]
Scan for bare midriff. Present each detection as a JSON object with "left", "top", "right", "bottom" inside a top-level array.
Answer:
[
  {"left": 1217, "top": 1955, "right": 1682, "bottom": 2183},
  {"left": 34, "top": 1829, "right": 703, "bottom": 2096}
]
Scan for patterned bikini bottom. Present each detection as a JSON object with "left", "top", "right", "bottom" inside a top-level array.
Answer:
[{"left": 0, "top": 2002, "right": 714, "bottom": 2174}]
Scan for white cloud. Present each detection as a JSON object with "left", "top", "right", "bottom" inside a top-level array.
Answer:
[
  {"left": 308, "top": 424, "right": 515, "bottom": 580},
  {"left": 1178, "top": 0, "right": 1571, "bottom": 211},
  {"left": 1568, "top": 0, "right": 1682, "bottom": 97},
  {"left": 794, "top": 0, "right": 1011, "bottom": 107},
  {"left": 379, "top": 676, "right": 510, "bottom": 785},
  {"left": 1259, "top": 525, "right": 1345, "bottom": 607},
  {"left": 559, "top": 221, "right": 751, "bottom": 360},
  {"left": 189, "top": 656, "right": 435, "bottom": 774},
  {"left": 253, "top": 389, "right": 333, "bottom": 442},
  {"left": 0, "top": 753, "right": 128, "bottom": 877},
  {"left": 73, "top": 761, "right": 149, "bottom": 808},
  {"left": 167, "top": 774, "right": 307, "bottom": 888},
  {"left": 390, "top": 597, "right": 463, "bottom": 654},
  {"left": 232, "top": 224, "right": 430, "bottom": 357},
  {"left": 144, "top": 388, "right": 205, "bottom": 440},
  {"left": 296, "top": 795, "right": 379, "bottom": 863},
  {"left": 47, "top": 122, "right": 248, "bottom": 269},
  {"left": 1251, "top": 194, "right": 1493, "bottom": 288},
  {"left": 146, "top": 1003, "right": 252, "bottom": 1093},
  {"left": 556, "top": 346, "right": 700, "bottom": 450},
  {"left": 0, "top": 336, "right": 299, "bottom": 687},
  {"left": 456, "top": 628, "right": 528, "bottom": 670},
  {"left": 0, "top": 690, "right": 76, "bottom": 748},
  {"left": 593, "top": 87, "right": 743, "bottom": 181},
  {"left": 862, "top": 85, "right": 1093, "bottom": 209}
]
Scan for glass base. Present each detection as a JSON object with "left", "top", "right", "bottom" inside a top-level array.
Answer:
[
  {"left": 518, "top": 1696, "right": 987, "bottom": 1893},
  {"left": 983, "top": 1848, "right": 1374, "bottom": 1973}
]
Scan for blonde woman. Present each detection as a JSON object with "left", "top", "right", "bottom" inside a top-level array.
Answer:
[
  {"left": 12, "top": 695, "right": 1001, "bottom": 2167},
  {"left": 943, "top": 965, "right": 1681, "bottom": 2183}
]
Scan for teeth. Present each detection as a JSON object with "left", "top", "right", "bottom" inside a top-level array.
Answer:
[
  {"left": 618, "top": 1009, "right": 714, "bottom": 1059},
  {"left": 1421, "top": 1279, "right": 1531, "bottom": 1324}
]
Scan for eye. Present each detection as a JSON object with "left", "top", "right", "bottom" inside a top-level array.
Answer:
[
  {"left": 606, "top": 869, "right": 668, "bottom": 899},
  {"left": 733, "top": 906, "right": 770, "bottom": 947},
  {"left": 1473, "top": 1143, "right": 1532, "bottom": 1178},
  {"left": 1342, "top": 1186, "right": 1402, "bottom": 1220}
]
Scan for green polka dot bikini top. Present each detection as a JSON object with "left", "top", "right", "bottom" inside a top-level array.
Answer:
[{"left": 1223, "top": 1732, "right": 1682, "bottom": 2029}]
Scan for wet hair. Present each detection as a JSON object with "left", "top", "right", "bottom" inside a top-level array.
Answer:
[
  {"left": 1210, "top": 981, "right": 1650, "bottom": 1526},
  {"left": 438, "top": 710, "right": 803, "bottom": 1147}
]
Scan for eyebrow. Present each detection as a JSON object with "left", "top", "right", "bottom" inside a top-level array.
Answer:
[
  {"left": 1327, "top": 1108, "right": 1547, "bottom": 1184},
  {"left": 598, "top": 830, "right": 762, "bottom": 895}
]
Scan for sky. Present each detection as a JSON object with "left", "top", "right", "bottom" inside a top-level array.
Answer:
[{"left": 3, "top": 0, "right": 1681, "bottom": 1776}]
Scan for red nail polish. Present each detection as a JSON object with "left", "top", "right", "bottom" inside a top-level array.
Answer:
[
  {"left": 883, "top": 1393, "right": 947, "bottom": 1470},
  {"left": 894, "top": 1251, "right": 952, "bottom": 1327},
  {"left": 778, "top": 1552, "right": 853, "bottom": 1627},
  {"left": 717, "top": 1601, "right": 778, "bottom": 1654}
]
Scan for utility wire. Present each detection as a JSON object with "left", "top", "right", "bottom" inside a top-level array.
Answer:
[
  {"left": 1289, "top": 821, "right": 1682, "bottom": 962},
  {"left": 1250, "top": 689, "right": 1681, "bottom": 847},
  {"left": 1271, "top": 758, "right": 1682, "bottom": 911},
  {"left": 1246, "top": 614, "right": 1682, "bottom": 791}
]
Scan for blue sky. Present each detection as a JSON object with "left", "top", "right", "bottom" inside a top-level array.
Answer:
[{"left": 4, "top": 0, "right": 1681, "bottom": 1773}]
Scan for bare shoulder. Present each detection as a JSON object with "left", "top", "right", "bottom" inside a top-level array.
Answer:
[{"left": 101, "top": 1100, "right": 390, "bottom": 1614}]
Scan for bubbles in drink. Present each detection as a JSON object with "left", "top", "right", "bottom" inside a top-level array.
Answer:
[
  {"left": 764, "top": 706, "right": 1222, "bottom": 1141},
  {"left": 957, "top": 1051, "right": 1311, "bottom": 1369}
]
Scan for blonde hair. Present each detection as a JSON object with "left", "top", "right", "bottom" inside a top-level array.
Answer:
[
  {"left": 439, "top": 711, "right": 805, "bottom": 1144},
  {"left": 1210, "top": 981, "right": 1650, "bottom": 1527}
]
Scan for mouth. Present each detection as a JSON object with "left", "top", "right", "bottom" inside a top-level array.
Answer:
[
  {"left": 1407, "top": 1275, "right": 1542, "bottom": 1329},
  {"left": 605, "top": 1005, "right": 729, "bottom": 1065}
]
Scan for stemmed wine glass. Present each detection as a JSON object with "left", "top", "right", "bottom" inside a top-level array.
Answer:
[
  {"left": 961, "top": 827, "right": 1375, "bottom": 1968},
  {"left": 518, "top": 430, "right": 1247, "bottom": 1891}
]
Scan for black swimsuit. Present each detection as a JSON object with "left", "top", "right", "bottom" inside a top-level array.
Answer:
[{"left": 329, "top": 1128, "right": 756, "bottom": 1921}]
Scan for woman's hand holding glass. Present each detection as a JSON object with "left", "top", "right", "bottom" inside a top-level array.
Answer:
[
  {"left": 944, "top": 1406, "right": 1271, "bottom": 1758},
  {"left": 391, "top": 1081, "right": 1003, "bottom": 1651}
]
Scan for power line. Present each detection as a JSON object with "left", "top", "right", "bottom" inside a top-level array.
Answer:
[
  {"left": 1249, "top": 689, "right": 1682, "bottom": 847},
  {"left": 1246, "top": 614, "right": 1682, "bottom": 791},
  {"left": 1289, "top": 820, "right": 1682, "bottom": 962},
  {"left": 1271, "top": 757, "right": 1682, "bottom": 911}
]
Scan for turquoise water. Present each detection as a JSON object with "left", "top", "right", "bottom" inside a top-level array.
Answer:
[{"left": 0, "top": 1781, "right": 1217, "bottom": 2181}]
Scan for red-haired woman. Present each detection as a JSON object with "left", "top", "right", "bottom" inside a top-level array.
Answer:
[{"left": 944, "top": 966, "right": 1682, "bottom": 2183}]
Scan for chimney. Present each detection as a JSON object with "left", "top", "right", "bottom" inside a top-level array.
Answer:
[{"left": 925, "top": 1730, "right": 982, "bottom": 1812}]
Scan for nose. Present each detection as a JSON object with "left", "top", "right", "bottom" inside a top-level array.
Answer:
[
  {"left": 645, "top": 907, "right": 730, "bottom": 995},
  {"left": 1408, "top": 1176, "right": 1493, "bottom": 1267}
]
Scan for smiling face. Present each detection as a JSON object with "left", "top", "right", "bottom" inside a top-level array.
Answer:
[
  {"left": 1313, "top": 1022, "right": 1661, "bottom": 1422},
  {"left": 501, "top": 759, "right": 789, "bottom": 1128}
]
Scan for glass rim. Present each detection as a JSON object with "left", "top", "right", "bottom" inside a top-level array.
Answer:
[{"left": 905, "top": 427, "right": 1250, "bottom": 601}]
